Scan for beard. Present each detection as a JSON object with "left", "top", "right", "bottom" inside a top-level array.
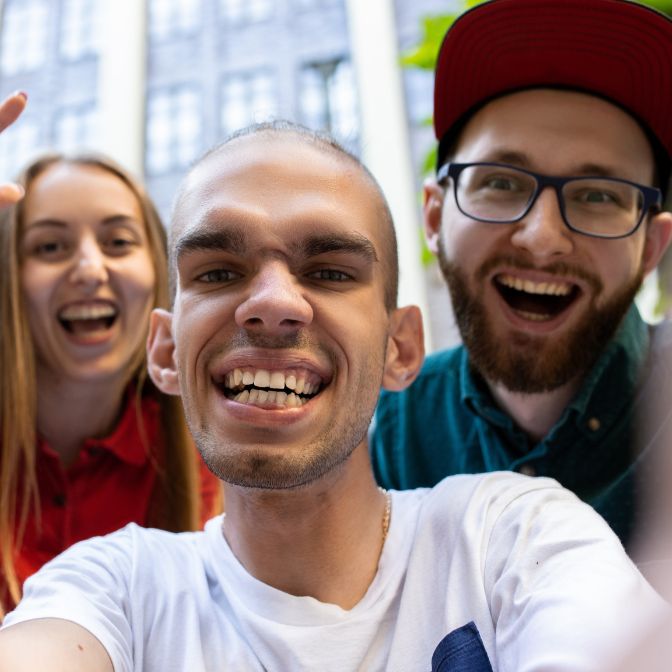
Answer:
[
  {"left": 437, "top": 242, "right": 644, "bottom": 393},
  {"left": 182, "top": 330, "right": 386, "bottom": 490}
]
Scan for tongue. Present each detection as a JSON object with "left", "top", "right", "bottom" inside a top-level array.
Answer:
[{"left": 66, "top": 318, "right": 111, "bottom": 334}]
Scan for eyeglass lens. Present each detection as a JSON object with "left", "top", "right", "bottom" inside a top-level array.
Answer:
[{"left": 455, "top": 164, "right": 644, "bottom": 237}]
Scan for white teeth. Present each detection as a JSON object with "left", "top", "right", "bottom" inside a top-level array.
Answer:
[
  {"left": 498, "top": 274, "right": 571, "bottom": 296},
  {"left": 516, "top": 310, "right": 552, "bottom": 322},
  {"left": 233, "top": 389, "right": 306, "bottom": 408},
  {"left": 254, "top": 369, "right": 270, "bottom": 388},
  {"left": 224, "top": 366, "right": 319, "bottom": 404},
  {"left": 59, "top": 303, "right": 116, "bottom": 320}
]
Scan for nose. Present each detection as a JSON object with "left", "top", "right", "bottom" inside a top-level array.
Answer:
[
  {"left": 235, "top": 261, "right": 313, "bottom": 334},
  {"left": 510, "top": 187, "right": 574, "bottom": 259},
  {"left": 68, "top": 236, "right": 109, "bottom": 289}
]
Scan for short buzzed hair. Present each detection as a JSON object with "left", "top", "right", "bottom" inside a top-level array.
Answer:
[{"left": 171, "top": 120, "right": 399, "bottom": 310}]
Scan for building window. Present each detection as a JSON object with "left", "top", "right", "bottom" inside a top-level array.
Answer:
[
  {"left": 146, "top": 86, "right": 202, "bottom": 175},
  {"left": 60, "top": 0, "right": 99, "bottom": 61},
  {"left": 220, "top": 71, "right": 278, "bottom": 137},
  {"left": 219, "top": 0, "right": 273, "bottom": 26},
  {"left": 149, "top": 0, "right": 202, "bottom": 41},
  {"left": 0, "top": 0, "right": 49, "bottom": 75},
  {"left": 0, "top": 119, "right": 40, "bottom": 178},
  {"left": 54, "top": 104, "right": 98, "bottom": 153},
  {"left": 299, "top": 58, "right": 358, "bottom": 144}
]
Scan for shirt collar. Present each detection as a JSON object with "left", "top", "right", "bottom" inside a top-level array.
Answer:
[{"left": 460, "top": 304, "right": 650, "bottom": 437}]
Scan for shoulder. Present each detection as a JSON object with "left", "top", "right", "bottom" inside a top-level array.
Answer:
[{"left": 422, "top": 471, "right": 571, "bottom": 526}]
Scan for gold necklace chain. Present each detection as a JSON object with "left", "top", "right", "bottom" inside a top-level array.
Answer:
[{"left": 379, "top": 486, "right": 391, "bottom": 544}]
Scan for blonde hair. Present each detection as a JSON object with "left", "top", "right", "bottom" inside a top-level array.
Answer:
[{"left": 0, "top": 153, "right": 208, "bottom": 616}]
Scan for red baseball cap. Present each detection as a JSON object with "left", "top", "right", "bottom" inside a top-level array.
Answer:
[{"left": 434, "top": 0, "right": 672, "bottom": 164}]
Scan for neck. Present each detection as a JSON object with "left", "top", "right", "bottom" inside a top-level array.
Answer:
[
  {"left": 221, "top": 443, "right": 388, "bottom": 610},
  {"left": 36, "top": 371, "right": 130, "bottom": 467},
  {"left": 488, "top": 376, "right": 582, "bottom": 443}
]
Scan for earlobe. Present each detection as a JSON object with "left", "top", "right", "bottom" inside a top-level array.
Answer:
[
  {"left": 382, "top": 306, "right": 425, "bottom": 392},
  {"left": 643, "top": 211, "right": 672, "bottom": 274},
  {"left": 147, "top": 308, "right": 180, "bottom": 396},
  {"left": 423, "top": 179, "right": 445, "bottom": 255}
]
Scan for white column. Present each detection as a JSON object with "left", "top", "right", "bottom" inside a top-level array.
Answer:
[
  {"left": 96, "top": 0, "right": 146, "bottom": 175},
  {"left": 344, "top": 0, "right": 432, "bottom": 348}
]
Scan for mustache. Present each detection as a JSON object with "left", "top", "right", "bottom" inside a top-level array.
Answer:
[
  {"left": 475, "top": 254, "right": 603, "bottom": 293},
  {"left": 210, "top": 329, "right": 337, "bottom": 369}
]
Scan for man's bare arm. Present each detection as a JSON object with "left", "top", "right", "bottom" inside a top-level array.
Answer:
[{"left": 0, "top": 619, "right": 113, "bottom": 672}]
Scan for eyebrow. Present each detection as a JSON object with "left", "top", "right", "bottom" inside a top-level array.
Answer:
[
  {"left": 174, "top": 225, "right": 247, "bottom": 261},
  {"left": 479, "top": 151, "right": 621, "bottom": 177},
  {"left": 298, "top": 232, "right": 379, "bottom": 263},
  {"left": 24, "top": 214, "right": 142, "bottom": 230}
]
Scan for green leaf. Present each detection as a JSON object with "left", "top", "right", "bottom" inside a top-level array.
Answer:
[{"left": 400, "top": 14, "right": 458, "bottom": 70}]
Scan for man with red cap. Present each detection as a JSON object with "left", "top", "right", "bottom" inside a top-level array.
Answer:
[{"left": 371, "top": 0, "right": 672, "bottom": 553}]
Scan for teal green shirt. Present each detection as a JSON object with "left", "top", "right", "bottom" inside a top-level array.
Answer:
[{"left": 371, "top": 306, "right": 670, "bottom": 546}]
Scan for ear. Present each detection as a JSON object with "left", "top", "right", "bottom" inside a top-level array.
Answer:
[
  {"left": 382, "top": 306, "right": 425, "bottom": 392},
  {"left": 643, "top": 211, "right": 672, "bottom": 275},
  {"left": 423, "top": 178, "right": 445, "bottom": 255},
  {"left": 147, "top": 308, "right": 180, "bottom": 396}
]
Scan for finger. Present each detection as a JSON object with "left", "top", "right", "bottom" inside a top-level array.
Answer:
[
  {"left": 0, "top": 182, "right": 24, "bottom": 208},
  {"left": 0, "top": 91, "right": 27, "bottom": 133}
]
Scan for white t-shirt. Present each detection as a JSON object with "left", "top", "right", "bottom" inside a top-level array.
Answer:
[{"left": 3, "top": 473, "right": 664, "bottom": 671}]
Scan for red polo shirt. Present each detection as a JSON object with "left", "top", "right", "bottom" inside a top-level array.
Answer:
[{"left": 3, "top": 389, "right": 220, "bottom": 612}]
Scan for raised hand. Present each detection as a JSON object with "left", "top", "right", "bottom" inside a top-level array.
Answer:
[{"left": 0, "top": 91, "right": 27, "bottom": 207}]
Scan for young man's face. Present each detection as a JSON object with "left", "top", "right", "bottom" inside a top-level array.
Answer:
[
  {"left": 425, "top": 89, "right": 672, "bottom": 393},
  {"left": 151, "top": 134, "right": 411, "bottom": 489}
]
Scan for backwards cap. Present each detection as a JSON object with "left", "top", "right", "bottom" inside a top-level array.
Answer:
[{"left": 434, "top": 0, "right": 672, "bottom": 167}]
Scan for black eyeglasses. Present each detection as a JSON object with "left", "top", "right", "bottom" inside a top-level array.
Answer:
[{"left": 437, "top": 162, "right": 662, "bottom": 239}]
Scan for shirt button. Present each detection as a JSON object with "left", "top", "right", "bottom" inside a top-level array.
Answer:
[
  {"left": 52, "top": 493, "right": 67, "bottom": 507},
  {"left": 587, "top": 417, "right": 601, "bottom": 432},
  {"left": 519, "top": 464, "right": 537, "bottom": 477}
]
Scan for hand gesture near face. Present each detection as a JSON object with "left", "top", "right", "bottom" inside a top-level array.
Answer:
[{"left": 0, "top": 91, "right": 27, "bottom": 207}]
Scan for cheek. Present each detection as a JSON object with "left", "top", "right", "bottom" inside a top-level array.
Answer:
[
  {"left": 593, "top": 238, "right": 646, "bottom": 291},
  {"left": 20, "top": 262, "right": 54, "bottom": 320},
  {"left": 121, "top": 257, "right": 157, "bottom": 310}
]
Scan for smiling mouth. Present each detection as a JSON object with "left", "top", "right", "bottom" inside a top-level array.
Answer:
[
  {"left": 494, "top": 273, "right": 580, "bottom": 322},
  {"left": 216, "top": 367, "right": 325, "bottom": 408},
  {"left": 58, "top": 303, "right": 118, "bottom": 335}
]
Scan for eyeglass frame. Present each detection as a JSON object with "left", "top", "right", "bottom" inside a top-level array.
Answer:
[{"left": 436, "top": 161, "right": 663, "bottom": 240}]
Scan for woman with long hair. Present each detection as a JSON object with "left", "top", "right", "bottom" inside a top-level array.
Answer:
[{"left": 0, "top": 93, "right": 221, "bottom": 617}]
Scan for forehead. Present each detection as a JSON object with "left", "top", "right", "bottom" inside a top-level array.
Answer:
[
  {"left": 454, "top": 89, "right": 654, "bottom": 178},
  {"left": 24, "top": 162, "right": 140, "bottom": 221},
  {"left": 173, "top": 135, "right": 385, "bottom": 255}
]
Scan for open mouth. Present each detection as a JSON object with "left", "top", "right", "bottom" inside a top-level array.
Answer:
[
  {"left": 216, "top": 367, "right": 326, "bottom": 408},
  {"left": 58, "top": 302, "right": 118, "bottom": 335},
  {"left": 494, "top": 273, "right": 580, "bottom": 322}
]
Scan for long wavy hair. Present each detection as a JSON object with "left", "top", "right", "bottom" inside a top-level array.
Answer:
[{"left": 0, "top": 153, "right": 204, "bottom": 616}]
